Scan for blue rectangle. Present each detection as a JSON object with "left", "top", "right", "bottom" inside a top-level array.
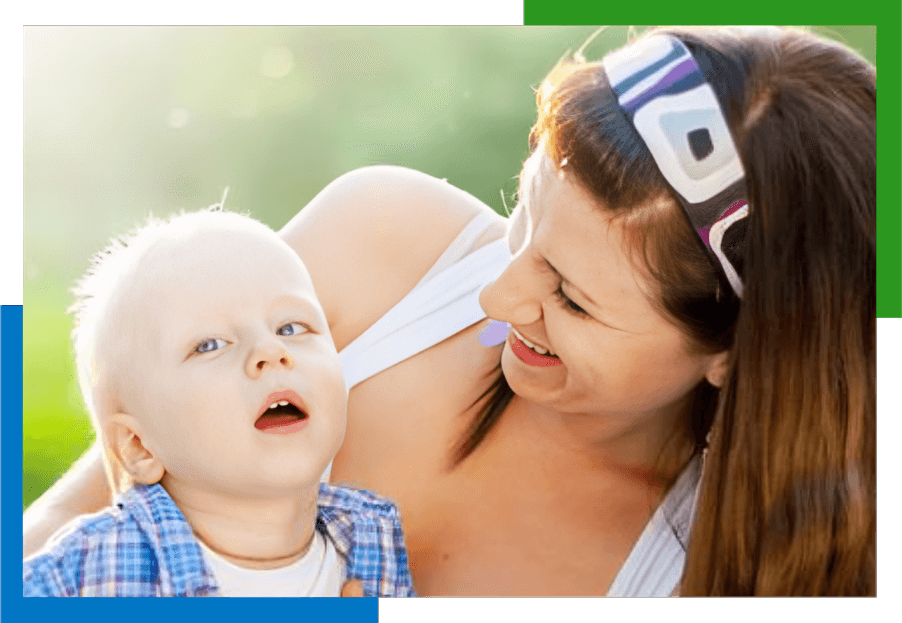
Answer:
[{"left": 7, "top": 597, "right": 378, "bottom": 619}]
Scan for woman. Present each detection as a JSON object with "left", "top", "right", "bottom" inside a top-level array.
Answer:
[{"left": 24, "top": 26, "right": 875, "bottom": 596}]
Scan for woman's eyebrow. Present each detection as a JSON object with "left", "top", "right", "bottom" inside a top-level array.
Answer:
[
  {"left": 542, "top": 255, "right": 642, "bottom": 334},
  {"left": 541, "top": 256, "right": 600, "bottom": 309}
]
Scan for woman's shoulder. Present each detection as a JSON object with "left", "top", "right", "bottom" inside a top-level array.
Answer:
[{"left": 280, "top": 166, "right": 506, "bottom": 350}]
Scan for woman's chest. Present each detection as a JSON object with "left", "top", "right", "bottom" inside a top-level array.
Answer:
[
  {"left": 333, "top": 323, "right": 658, "bottom": 596},
  {"left": 334, "top": 320, "right": 503, "bottom": 483},
  {"left": 400, "top": 458, "right": 655, "bottom": 596}
]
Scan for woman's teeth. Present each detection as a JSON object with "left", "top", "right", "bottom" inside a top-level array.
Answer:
[
  {"left": 269, "top": 400, "right": 290, "bottom": 409},
  {"left": 512, "top": 328, "right": 556, "bottom": 356}
]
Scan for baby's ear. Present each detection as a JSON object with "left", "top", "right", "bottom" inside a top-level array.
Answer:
[{"left": 104, "top": 414, "right": 165, "bottom": 486}]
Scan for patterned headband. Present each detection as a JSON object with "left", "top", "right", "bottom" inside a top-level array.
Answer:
[{"left": 602, "top": 35, "right": 748, "bottom": 298}]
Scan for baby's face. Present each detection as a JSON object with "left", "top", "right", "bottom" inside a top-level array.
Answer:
[{"left": 121, "top": 225, "right": 346, "bottom": 499}]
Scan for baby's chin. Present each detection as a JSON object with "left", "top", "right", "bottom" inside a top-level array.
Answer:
[{"left": 160, "top": 466, "right": 326, "bottom": 505}]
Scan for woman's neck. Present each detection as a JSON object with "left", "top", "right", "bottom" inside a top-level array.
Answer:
[
  {"left": 161, "top": 477, "right": 320, "bottom": 570},
  {"left": 500, "top": 393, "right": 695, "bottom": 493}
]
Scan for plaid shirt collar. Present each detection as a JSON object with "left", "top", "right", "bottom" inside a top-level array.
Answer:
[
  {"left": 117, "top": 484, "right": 213, "bottom": 596},
  {"left": 117, "top": 483, "right": 381, "bottom": 597}
]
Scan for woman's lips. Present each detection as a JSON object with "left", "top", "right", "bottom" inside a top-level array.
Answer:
[{"left": 509, "top": 332, "right": 562, "bottom": 367}]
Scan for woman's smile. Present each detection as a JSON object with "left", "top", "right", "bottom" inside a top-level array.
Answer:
[{"left": 509, "top": 328, "right": 561, "bottom": 367}]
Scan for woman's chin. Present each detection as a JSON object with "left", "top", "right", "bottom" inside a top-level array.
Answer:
[{"left": 500, "top": 344, "right": 567, "bottom": 402}]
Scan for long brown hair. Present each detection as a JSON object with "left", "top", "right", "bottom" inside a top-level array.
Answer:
[{"left": 456, "top": 26, "right": 876, "bottom": 596}]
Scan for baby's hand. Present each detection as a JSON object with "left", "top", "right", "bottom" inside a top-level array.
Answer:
[{"left": 340, "top": 579, "right": 364, "bottom": 597}]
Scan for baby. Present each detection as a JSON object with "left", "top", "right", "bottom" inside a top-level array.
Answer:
[{"left": 23, "top": 208, "right": 414, "bottom": 597}]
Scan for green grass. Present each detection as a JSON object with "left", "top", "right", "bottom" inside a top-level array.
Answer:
[{"left": 23, "top": 286, "right": 96, "bottom": 508}]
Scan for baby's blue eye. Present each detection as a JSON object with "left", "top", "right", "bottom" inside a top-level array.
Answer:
[
  {"left": 196, "top": 338, "right": 227, "bottom": 353},
  {"left": 277, "top": 322, "right": 308, "bottom": 337}
]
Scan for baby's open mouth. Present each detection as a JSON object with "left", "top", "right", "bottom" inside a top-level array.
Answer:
[{"left": 255, "top": 401, "right": 308, "bottom": 431}]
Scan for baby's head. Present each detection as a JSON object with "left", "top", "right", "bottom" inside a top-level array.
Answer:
[{"left": 72, "top": 208, "right": 347, "bottom": 500}]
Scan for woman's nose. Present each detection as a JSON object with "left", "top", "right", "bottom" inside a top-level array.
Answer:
[
  {"left": 245, "top": 337, "right": 294, "bottom": 379},
  {"left": 479, "top": 247, "right": 550, "bottom": 326}
]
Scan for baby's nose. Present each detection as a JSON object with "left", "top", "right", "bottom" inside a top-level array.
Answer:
[{"left": 246, "top": 340, "right": 294, "bottom": 377}]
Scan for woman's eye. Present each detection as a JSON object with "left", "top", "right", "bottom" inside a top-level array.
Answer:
[
  {"left": 277, "top": 322, "right": 308, "bottom": 337},
  {"left": 555, "top": 286, "right": 588, "bottom": 317},
  {"left": 195, "top": 338, "right": 228, "bottom": 353}
]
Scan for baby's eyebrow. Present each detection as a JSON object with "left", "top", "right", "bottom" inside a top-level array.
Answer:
[{"left": 271, "top": 293, "right": 322, "bottom": 315}]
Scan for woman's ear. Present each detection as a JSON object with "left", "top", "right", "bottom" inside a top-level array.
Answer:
[
  {"left": 104, "top": 414, "right": 165, "bottom": 486},
  {"left": 704, "top": 350, "right": 730, "bottom": 388}
]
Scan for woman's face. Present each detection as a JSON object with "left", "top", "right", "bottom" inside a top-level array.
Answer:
[{"left": 480, "top": 154, "right": 724, "bottom": 428}]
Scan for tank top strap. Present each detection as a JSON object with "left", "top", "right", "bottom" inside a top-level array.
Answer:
[
  {"left": 605, "top": 455, "right": 702, "bottom": 596},
  {"left": 323, "top": 211, "right": 509, "bottom": 483},
  {"left": 338, "top": 210, "right": 510, "bottom": 390}
]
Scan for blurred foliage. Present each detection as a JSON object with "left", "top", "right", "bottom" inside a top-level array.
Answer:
[{"left": 23, "top": 25, "right": 876, "bottom": 508}]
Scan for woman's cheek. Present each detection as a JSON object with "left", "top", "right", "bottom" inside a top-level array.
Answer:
[
  {"left": 549, "top": 311, "right": 594, "bottom": 366},
  {"left": 507, "top": 204, "right": 529, "bottom": 256}
]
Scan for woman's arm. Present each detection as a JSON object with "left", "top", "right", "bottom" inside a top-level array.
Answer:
[{"left": 23, "top": 441, "right": 112, "bottom": 557}]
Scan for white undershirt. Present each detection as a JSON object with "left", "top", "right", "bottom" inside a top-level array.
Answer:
[{"left": 197, "top": 531, "right": 345, "bottom": 597}]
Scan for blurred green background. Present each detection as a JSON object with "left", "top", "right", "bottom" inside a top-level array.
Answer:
[{"left": 23, "top": 25, "right": 876, "bottom": 509}]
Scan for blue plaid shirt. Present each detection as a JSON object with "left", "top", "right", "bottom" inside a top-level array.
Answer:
[{"left": 23, "top": 483, "right": 415, "bottom": 597}]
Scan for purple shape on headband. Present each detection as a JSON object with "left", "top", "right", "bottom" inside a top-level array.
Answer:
[
  {"left": 621, "top": 58, "right": 699, "bottom": 115},
  {"left": 479, "top": 320, "right": 510, "bottom": 347}
]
